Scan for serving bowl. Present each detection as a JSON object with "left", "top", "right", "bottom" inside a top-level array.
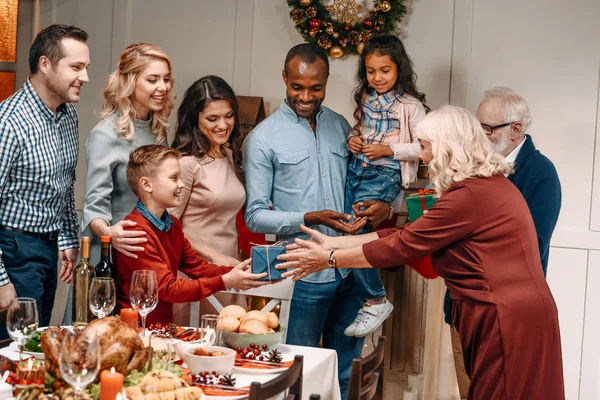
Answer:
[
  {"left": 221, "top": 325, "right": 286, "bottom": 350},
  {"left": 184, "top": 346, "right": 236, "bottom": 375}
]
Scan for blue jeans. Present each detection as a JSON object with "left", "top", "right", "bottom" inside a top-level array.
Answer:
[
  {"left": 345, "top": 157, "right": 402, "bottom": 212},
  {"left": 344, "top": 157, "right": 399, "bottom": 300},
  {"left": 0, "top": 230, "right": 58, "bottom": 339},
  {"left": 287, "top": 270, "right": 365, "bottom": 400}
]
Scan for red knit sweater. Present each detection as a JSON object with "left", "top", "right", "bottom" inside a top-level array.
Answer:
[{"left": 115, "top": 209, "right": 234, "bottom": 325}]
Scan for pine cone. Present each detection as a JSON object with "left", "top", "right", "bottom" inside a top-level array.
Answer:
[
  {"left": 267, "top": 348, "right": 283, "bottom": 364},
  {"left": 220, "top": 374, "right": 236, "bottom": 387}
]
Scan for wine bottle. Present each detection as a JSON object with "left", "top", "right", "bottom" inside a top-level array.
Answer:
[
  {"left": 95, "top": 236, "right": 113, "bottom": 278},
  {"left": 72, "top": 236, "right": 96, "bottom": 326}
]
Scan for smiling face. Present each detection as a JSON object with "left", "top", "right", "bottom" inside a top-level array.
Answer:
[
  {"left": 282, "top": 56, "right": 328, "bottom": 121},
  {"left": 145, "top": 156, "right": 184, "bottom": 210},
  {"left": 131, "top": 59, "right": 172, "bottom": 120},
  {"left": 198, "top": 99, "right": 235, "bottom": 154},
  {"left": 365, "top": 52, "right": 398, "bottom": 95},
  {"left": 43, "top": 38, "right": 90, "bottom": 104}
]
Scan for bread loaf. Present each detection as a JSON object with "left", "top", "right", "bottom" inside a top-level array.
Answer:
[
  {"left": 219, "top": 304, "right": 247, "bottom": 319},
  {"left": 240, "top": 310, "right": 269, "bottom": 325},
  {"left": 239, "top": 319, "right": 270, "bottom": 334},
  {"left": 217, "top": 315, "right": 241, "bottom": 332}
]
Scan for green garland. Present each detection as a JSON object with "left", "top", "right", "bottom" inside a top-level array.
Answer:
[{"left": 286, "top": 0, "right": 407, "bottom": 58}]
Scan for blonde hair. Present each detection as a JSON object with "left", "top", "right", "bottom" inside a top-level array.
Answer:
[
  {"left": 100, "top": 43, "right": 175, "bottom": 143},
  {"left": 416, "top": 105, "right": 513, "bottom": 194},
  {"left": 126, "top": 145, "right": 181, "bottom": 197}
]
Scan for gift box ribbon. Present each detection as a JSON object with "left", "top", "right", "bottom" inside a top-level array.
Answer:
[
  {"left": 251, "top": 241, "right": 287, "bottom": 281},
  {"left": 416, "top": 189, "right": 435, "bottom": 214}
]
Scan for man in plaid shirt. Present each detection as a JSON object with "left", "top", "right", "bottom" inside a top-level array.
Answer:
[{"left": 0, "top": 25, "right": 90, "bottom": 336}]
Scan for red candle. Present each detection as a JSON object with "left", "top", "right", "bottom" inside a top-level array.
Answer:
[
  {"left": 100, "top": 367, "right": 123, "bottom": 400},
  {"left": 120, "top": 308, "right": 138, "bottom": 331}
]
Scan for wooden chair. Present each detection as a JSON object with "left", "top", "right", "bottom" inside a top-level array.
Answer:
[
  {"left": 347, "top": 336, "right": 386, "bottom": 400},
  {"left": 248, "top": 354, "right": 303, "bottom": 400},
  {"left": 309, "top": 395, "right": 321, "bottom": 400},
  {"left": 204, "top": 278, "right": 295, "bottom": 342}
]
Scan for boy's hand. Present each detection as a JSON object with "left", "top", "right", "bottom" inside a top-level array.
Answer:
[
  {"left": 222, "top": 258, "right": 269, "bottom": 290},
  {"left": 362, "top": 144, "right": 393, "bottom": 160},
  {"left": 347, "top": 136, "right": 364, "bottom": 154}
]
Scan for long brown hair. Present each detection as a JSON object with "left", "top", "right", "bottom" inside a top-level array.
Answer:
[
  {"left": 171, "top": 75, "right": 244, "bottom": 184},
  {"left": 353, "top": 35, "right": 429, "bottom": 134}
]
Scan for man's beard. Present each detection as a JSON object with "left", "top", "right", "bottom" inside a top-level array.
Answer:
[
  {"left": 46, "top": 74, "right": 76, "bottom": 105},
  {"left": 493, "top": 129, "right": 512, "bottom": 156}
]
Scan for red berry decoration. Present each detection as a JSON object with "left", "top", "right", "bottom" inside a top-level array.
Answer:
[
  {"left": 309, "top": 18, "right": 321, "bottom": 30},
  {"left": 253, "top": 348, "right": 261, "bottom": 356},
  {"left": 262, "top": 344, "right": 268, "bottom": 350},
  {"left": 363, "top": 17, "right": 374, "bottom": 30},
  {"left": 242, "top": 348, "right": 250, "bottom": 355},
  {"left": 247, "top": 354, "right": 255, "bottom": 360},
  {"left": 249, "top": 343, "right": 256, "bottom": 349},
  {"left": 344, "top": 24, "right": 351, "bottom": 31}
]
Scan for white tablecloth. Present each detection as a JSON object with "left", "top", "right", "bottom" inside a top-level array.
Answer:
[{"left": 0, "top": 343, "right": 340, "bottom": 400}]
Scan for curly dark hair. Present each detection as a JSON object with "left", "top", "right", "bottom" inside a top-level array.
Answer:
[
  {"left": 352, "top": 34, "right": 429, "bottom": 134},
  {"left": 171, "top": 75, "right": 244, "bottom": 184}
]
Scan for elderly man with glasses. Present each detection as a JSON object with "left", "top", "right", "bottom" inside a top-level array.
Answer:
[{"left": 444, "top": 87, "right": 562, "bottom": 399}]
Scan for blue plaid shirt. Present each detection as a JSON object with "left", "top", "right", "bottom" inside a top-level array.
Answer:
[
  {"left": 0, "top": 79, "right": 80, "bottom": 285},
  {"left": 354, "top": 90, "right": 405, "bottom": 170}
]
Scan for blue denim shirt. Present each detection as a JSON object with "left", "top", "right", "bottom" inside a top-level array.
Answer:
[
  {"left": 135, "top": 200, "right": 174, "bottom": 232},
  {"left": 244, "top": 101, "right": 351, "bottom": 283}
]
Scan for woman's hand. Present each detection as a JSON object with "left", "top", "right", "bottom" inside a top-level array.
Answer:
[
  {"left": 277, "top": 237, "right": 330, "bottom": 281},
  {"left": 104, "top": 220, "right": 147, "bottom": 258},
  {"left": 347, "top": 136, "right": 364, "bottom": 154},
  {"left": 362, "top": 144, "right": 393, "bottom": 160},
  {"left": 222, "top": 259, "right": 269, "bottom": 290},
  {"left": 286, "top": 224, "right": 340, "bottom": 252}
]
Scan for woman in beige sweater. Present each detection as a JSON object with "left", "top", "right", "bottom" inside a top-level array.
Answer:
[{"left": 170, "top": 76, "right": 246, "bottom": 324}]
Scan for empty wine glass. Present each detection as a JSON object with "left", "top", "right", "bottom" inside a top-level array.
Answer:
[
  {"left": 59, "top": 329, "right": 99, "bottom": 397},
  {"left": 89, "top": 277, "right": 116, "bottom": 318},
  {"left": 129, "top": 270, "right": 158, "bottom": 337},
  {"left": 6, "top": 297, "right": 38, "bottom": 360}
]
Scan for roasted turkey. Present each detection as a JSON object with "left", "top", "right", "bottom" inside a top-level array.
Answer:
[{"left": 41, "top": 317, "right": 148, "bottom": 386}]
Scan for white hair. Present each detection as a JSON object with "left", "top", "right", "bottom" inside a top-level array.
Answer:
[
  {"left": 483, "top": 87, "right": 532, "bottom": 133},
  {"left": 416, "top": 105, "right": 513, "bottom": 194}
]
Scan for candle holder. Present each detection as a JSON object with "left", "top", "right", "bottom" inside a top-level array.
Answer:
[{"left": 14, "top": 358, "right": 45, "bottom": 396}]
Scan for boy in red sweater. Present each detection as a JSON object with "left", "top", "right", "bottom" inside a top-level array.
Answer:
[{"left": 115, "top": 145, "right": 267, "bottom": 325}]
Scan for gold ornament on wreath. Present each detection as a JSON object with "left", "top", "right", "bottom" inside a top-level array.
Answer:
[{"left": 287, "top": 0, "right": 407, "bottom": 58}]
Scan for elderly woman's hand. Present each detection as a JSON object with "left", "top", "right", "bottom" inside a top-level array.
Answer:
[
  {"left": 277, "top": 237, "right": 331, "bottom": 281},
  {"left": 285, "top": 224, "right": 340, "bottom": 252}
]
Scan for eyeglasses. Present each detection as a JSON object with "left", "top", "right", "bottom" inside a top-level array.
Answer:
[{"left": 481, "top": 122, "right": 515, "bottom": 135}]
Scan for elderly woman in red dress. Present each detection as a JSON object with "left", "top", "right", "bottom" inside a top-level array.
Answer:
[{"left": 278, "top": 105, "right": 565, "bottom": 400}]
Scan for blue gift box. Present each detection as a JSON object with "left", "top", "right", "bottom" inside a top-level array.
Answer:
[{"left": 251, "top": 245, "right": 287, "bottom": 281}]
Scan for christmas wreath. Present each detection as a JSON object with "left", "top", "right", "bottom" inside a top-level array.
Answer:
[{"left": 286, "top": 0, "right": 407, "bottom": 58}]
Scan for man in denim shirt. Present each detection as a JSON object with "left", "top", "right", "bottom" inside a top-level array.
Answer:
[{"left": 244, "top": 44, "right": 390, "bottom": 398}]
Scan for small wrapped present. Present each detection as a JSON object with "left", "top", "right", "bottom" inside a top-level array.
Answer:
[
  {"left": 251, "top": 243, "right": 287, "bottom": 282},
  {"left": 406, "top": 189, "right": 438, "bottom": 222},
  {"left": 405, "top": 189, "right": 440, "bottom": 279}
]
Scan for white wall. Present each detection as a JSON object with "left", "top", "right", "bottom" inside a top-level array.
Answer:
[{"left": 35, "top": 0, "right": 600, "bottom": 398}]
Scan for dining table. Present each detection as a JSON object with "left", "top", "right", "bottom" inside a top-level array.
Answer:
[{"left": 0, "top": 338, "right": 341, "bottom": 400}]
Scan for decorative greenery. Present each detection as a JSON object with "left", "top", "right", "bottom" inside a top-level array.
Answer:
[{"left": 286, "top": 0, "right": 407, "bottom": 58}]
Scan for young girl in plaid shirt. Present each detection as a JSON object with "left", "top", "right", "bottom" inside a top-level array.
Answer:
[{"left": 344, "top": 35, "right": 429, "bottom": 337}]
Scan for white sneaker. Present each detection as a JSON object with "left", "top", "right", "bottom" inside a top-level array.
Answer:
[
  {"left": 344, "top": 310, "right": 362, "bottom": 336},
  {"left": 351, "top": 299, "right": 394, "bottom": 338}
]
